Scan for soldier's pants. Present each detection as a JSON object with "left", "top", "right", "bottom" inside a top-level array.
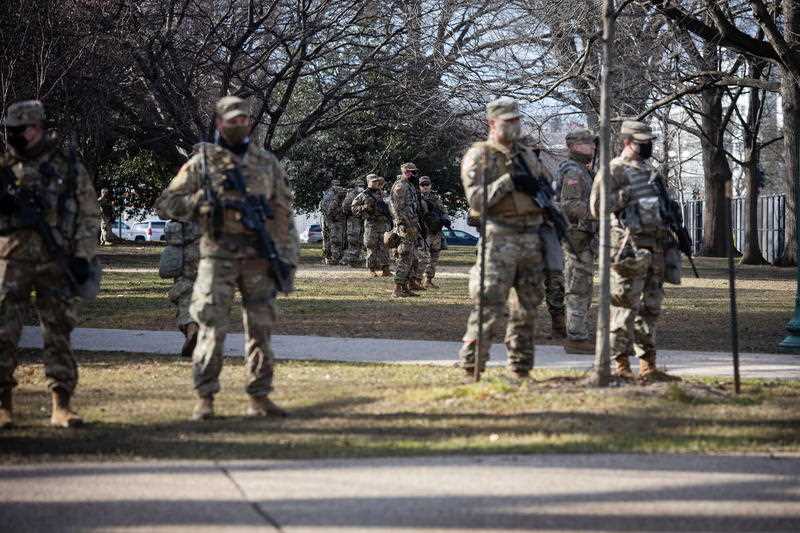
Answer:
[
  {"left": 169, "top": 275, "right": 197, "bottom": 330},
  {"left": 394, "top": 226, "right": 418, "bottom": 285},
  {"left": 459, "top": 225, "right": 544, "bottom": 372},
  {"left": 327, "top": 221, "right": 346, "bottom": 263},
  {"left": 609, "top": 248, "right": 664, "bottom": 360},
  {"left": 341, "top": 218, "right": 364, "bottom": 265},
  {"left": 0, "top": 260, "right": 78, "bottom": 395},
  {"left": 564, "top": 246, "right": 596, "bottom": 341},
  {"left": 544, "top": 269, "right": 565, "bottom": 319},
  {"left": 190, "top": 256, "right": 277, "bottom": 398},
  {"left": 420, "top": 233, "right": 442, "bottom": 279},
  {"left": 100, "top": 217, "right": 115, "bottom": 245},
  {"left": 363, "top": 224, "right": 390, "bottom": 270}
]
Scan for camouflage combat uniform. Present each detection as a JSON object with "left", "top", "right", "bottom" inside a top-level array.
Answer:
[
  {"left": 351, "top": 175, "right": 391, "bottom": 274},
  {"left": 418, "top": 187, "right": 446, "bottom": 285},
  {"left": 558, "top": 130, "right": 598, "bottom": 349},
  {"left": 590, "top": 121, "right": 668, "bottom": 378},
  {"left": 320, "top": 182, "right": 347, "bottom": 265},
  {"left": 543, "top": 255, "right": 565, "bottom": 337},
  {"left": 458, "top": 98, "right": 548, "bottom": 376},
  {"left": 390, "top": 169, "right": 422, "bottom": 292},
  {"left": 0, "top": 100, "right": 99, "bottom": 428},
  {"left": 98, "top": 189, "right": 116, "bottom": 245},
  {"left": 340, "top": 181, "right": 365, "bottom": 266},
  {"left": 155, "top": 99, "right": 298, "bottom": 406}
]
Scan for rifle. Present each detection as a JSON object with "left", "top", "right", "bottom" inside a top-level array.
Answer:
[
  {"left": 650, "top": 172, "right": 700, "bottom": 278},
  {"left": 512, "top": 153, "right": 580, "bottom": 257},
  {"left": 374, "top": 195, "right": 392, "bottom": 221},
  {"left": 198, "top": 143, "right": 223, "bottom": 239},
  {"left": 221, "top": 165, "right": 293, "bottom": 295},
  {"left": 422, "top": 197, "right": 452, "bottom": 233},
  {"left": 0, "top": 166, "right": 78, "bottom": 294}
]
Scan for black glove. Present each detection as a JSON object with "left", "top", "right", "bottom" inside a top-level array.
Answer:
[
  {"left": 0, "top": 194, "right": 16, "bottom": 214},
  {"left": 511, "top": 173, "right": 538, "bottom": 196},
  {"left": 69, "top": 257, "right": 91, "bottom": 284}
]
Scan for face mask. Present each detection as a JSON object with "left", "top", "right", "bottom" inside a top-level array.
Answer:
[
  {"left": 570, "top": 151, "right": 593, "bottom": 164},
  {"left": 7, "top": 133, "right": 28, "bottom": 152},
  {"left": 636, "top": 141, "right": 653, "bottom": 160},
  {"left": 497, "top": 121, "right": 521, "bottom": 143},
  {"left": 221, "top": 124, "right": 250, "bottom": 146}
]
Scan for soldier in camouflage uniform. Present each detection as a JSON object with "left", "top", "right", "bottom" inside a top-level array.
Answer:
[
  {"left": 97, "top": 188, "right": 117, "bottom": 245},
  {"left": 351, "top": 174, "right": 392, "bottom": 276},
  {"left": 558, "top": 129, "right": 598, "bottom": 354},
  {"left": 589, "top": 121, "right": 678, "bottom": 381},
  {"left": 458, "top": 97, "right": 549, "bottom": 379},
  {"left": 340, "top": 177, "right": 365, "bottom": 267},
  {"left": 390, "top": 162, "right": 423, "bottom": 297},
  {"left": 417, "top": 176, "right": 448, "bottom": 289},
  {"left": 320, "top": 179, "right": 347, "bottom": 265},
  {"left": 156, "top": 96, "right": 299, "bottom": 420},
  {"left": 0, "top": 100, "right": 100, "bottom": 428}
]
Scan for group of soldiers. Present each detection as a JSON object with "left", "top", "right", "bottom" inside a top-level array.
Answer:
[
  {"left": 0, "top": 93, "right": 680, "bottom": 429},
  {"left": 319, "top": 168, "right": 450, "bottom": 295}
]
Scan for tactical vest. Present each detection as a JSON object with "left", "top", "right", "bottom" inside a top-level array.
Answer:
[{"left": 614, "top": 158, "right": 664, "bottom": 236}]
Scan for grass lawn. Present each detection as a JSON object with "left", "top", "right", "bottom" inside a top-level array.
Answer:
[
  {"left": 2, "top": 351, "right": 799, "bottom": 463},
  {"left": 82, "top": 243, "right": 796, "bottom": 353}
]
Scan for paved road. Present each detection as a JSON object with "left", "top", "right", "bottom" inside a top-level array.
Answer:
[
  {"left": 19, "top": 326, "right": 800, "bottom": 379},
  {"left": 1, "top": 454, "right": 798, "bottom": 532}
]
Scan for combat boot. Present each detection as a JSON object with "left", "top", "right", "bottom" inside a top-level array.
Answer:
[
  {"left": 564, "top": 338, "right": 594, "bottom": 355},
  {"left": 408, "top": 278, "right": 427, "bottom": 291},
  {"left": 191, "top": 395, "right": 214, "bottom": 421},
  {"left": 550, "top": 313, "right": 566, "bottom": 339},
  {"left": 392, "top": 283, "right": 414, "bottom": 298},
  {"left": 381, "top": 266, "right": 392, "bottom": 277},
  {"left": 424, "top": 276, "right": 439, "bottom": 289},
  {"left": 50, "top": 387, "right": 83, "bottom": 428},
  {"left": 0, "top": 389, "right": 13, "bottom": 429},
  {"left": 639, "top": 354, "right": 681, "bottom": 383},
  {"left": 180, "top": 322, "right": 199, "bottom": 359},
  {"left": 613, "top": 355, "right": 635, "bottom": 381},
  {"left": 246, "top": 396, "right": 288, "bottom": 418}
]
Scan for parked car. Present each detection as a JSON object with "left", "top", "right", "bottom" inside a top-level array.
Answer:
[
  {"left": 300, "top": 224, "right": 323, "bottom": 243},
  {"left": 442, "top": 228, "right": 478, "bottom": 246},
  {"left": 129, "top": 220, "right": 168, "bottom": 242},
  {"left": 110, "top": 221, "right": 133, "bottom": 241}
]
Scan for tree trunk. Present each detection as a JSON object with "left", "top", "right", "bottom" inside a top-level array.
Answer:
[
  {"left": 699, "top": 86, "right": 733, "bottom": 257},
  {"left": 740, "top": 62, "right": 768, "bottom": 265},
  {"left": 776, "top": 70, "right": 799, "bottom": 266}
]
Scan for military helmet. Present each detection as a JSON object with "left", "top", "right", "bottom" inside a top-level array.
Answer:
[
  {"left": 620, "top": 121, "right": 656, "bottom": 141},
  {"left": 366, "top": 173, "right": 383, "bottom": 185},
  {"left": 4, "top": 100, "right": 45, "bottom": 127},
  {"left": 400, "top": 162, "right": 418, "bottom": 172},
  {"left": 215, "top": 96, "right": 249, "bottom": 121},
  {"left": 486, "top": 97, "right": 521, "bottom": 120},
  {"left": 565, "top": 128, "right": 597, "bottom": 145},
  {"left": 419, "top": 176, "right": 432, "bottom": 186}
]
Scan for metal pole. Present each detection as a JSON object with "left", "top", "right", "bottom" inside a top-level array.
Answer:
[
  {"left": 592, "top": 0, "right": 616, "bottom": 386},
  {"left": 726, "top": 181, "right": 741, "bottom": 393},
  {"left": 779, "top": 120, "right": 800, "bottom": 353}
]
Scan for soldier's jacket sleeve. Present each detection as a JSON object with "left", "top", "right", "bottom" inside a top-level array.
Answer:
[
  {"left": 559, "top": 165, "right": 591, "bottom": 224},
  {"left": 155, "top": 155, "right": 204, "bottom": 221},
  {"left": 267, "top": 161, "right": 300, "bottom": 268},
  {"left": 391, "top": 182, "right": 418, "bottom": 227},
  {"left": 590, "top": 158, "right": 628, "bottom": 219},
  {"left": 350, "top": 191, "right": 373, "bottom": 218},
  {"left": 461, "top": 144, "right": 515, "bottom": 212},
  {"left": 74, "top": 160, "right": 100, "bottom": 260}
]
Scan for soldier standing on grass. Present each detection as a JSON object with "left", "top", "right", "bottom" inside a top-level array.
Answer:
[
  {"left": 97, "top": 188, "right": 117, "bottom": 245},
  {"left": 589, "top": 121, "right": 679, "bottom": 382},
  {"left": 155, "top": 96, "right": 299, "bottom": 420},
  {"left": 351, "top": 174, "right": 392, "bottom": 276},
  {"left": 457, "top": 97, "right": 548, "bottom": 379},
  {"left": 320, "top": 179, "right": 347, "bottom": 265},
  {"left": 340, "top": 176, "right": 365, "bottom": 267},
  {"left": 0, "top": 100, "right": 100, "bottom": 428},
  {"left": 390, "top": 162, "right": 424, "bottom": 297},
  {"left": 417, "top": 175, "right": 449, "bottom": 289},
  {"left": 558, "top": 129, "right": 599, "bottom": 354}
]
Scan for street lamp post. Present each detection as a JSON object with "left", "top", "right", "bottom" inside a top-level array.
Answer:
[{"left": 779, "top": 137, "right": 800, "bottom": 353}]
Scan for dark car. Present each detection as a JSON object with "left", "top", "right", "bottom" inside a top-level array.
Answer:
[{"left": 442, "top": 228, "right": 479, "bottom": 246}]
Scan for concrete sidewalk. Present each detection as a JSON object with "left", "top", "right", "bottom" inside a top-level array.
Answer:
[
  {"left": 19, "top": 326, "right": 800, "bottom": 379},
  {"left": 1, "top": 454, "right": 798, "bottom": 532},
  {"left": 20, "top": 327, "right": 800, "bottom": 379}
]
